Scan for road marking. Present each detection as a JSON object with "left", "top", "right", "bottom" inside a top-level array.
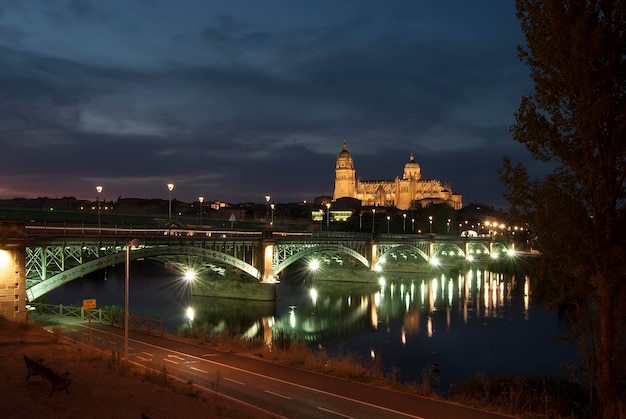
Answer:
[
  {"left": 202, "top": 353, "right": 218, "bottom": 357},
  {"left": 168, "top": 354, "right": 186, "bottom": 361},
  {"left": 94, "top": 336, "right": 102, "bottom": 340},
  {"left": 137, "top": 356, "right": 151, "bottom": 362},
  {"left": 190, "top": 367, "right": 208, "bottom": 374},
  {"left": 164, "top": 358, "right": 178, "bottom": 365},
  {"left": 264, "top": 390, "right": 291, "bottom": 400},
  {"left": 318, "top": 407, "right": 354, "bottom": 418},
  {"left": 224, "top": 377, "right": 245, "bottom": 385},
  {"left": 142, "top": 352, "right": 154, "bottom": 357}
]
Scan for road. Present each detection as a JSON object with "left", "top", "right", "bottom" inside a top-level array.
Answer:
[{"left": 34, "top": 314, "right": 516, "bottom": 419}]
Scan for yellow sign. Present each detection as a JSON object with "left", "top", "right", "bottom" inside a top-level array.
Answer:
[{"left": 82, "top": 299, "right": 97, "bottom": 309}]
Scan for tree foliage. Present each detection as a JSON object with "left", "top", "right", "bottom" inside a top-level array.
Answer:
[{"left": 501, "top": 1, "right": 626, "bottom": 416}]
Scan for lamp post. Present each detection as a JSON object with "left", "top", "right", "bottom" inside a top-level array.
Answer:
[
  {"left": 96, "top": 185, "right": 103, "bottom": 234},
  {"left": 359, "top": 213, "right": 363, "bottom": 231},
  {"left": 447, "top": 218, "right": 451, "bottom": 234},
  {"left": 198, "top": 196, "right": 204, "bottom": 227},
  {"left": 372, "top": 208, "right": 376, "bottom": 234},
  {"left": 429, "top": 215, "right": 433, "bottom": 234},
  {"left": 326, "top": 203, "right": 330, "bottom": 230},
  {"left": 125, "top": 238, "right": 142, "bottom": 360},
  {"left": 403, "top": 213, "right": 406, "bottom": 233},
  {"left": 387, "top": 215, "right": 390, "bottom": 234},
  {"left": 412, "top": 217, "right": 415, "bottom": 233},
  {"left": 265, "top": 195, "right": 271, "bottom": 225},
  {"left": 167, "top": 183, "right": 174, "bottom": 220},
  {"left": 270, "top": 203, "right": 275, "bottom": 226}
]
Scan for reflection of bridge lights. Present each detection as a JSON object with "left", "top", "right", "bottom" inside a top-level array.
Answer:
[
  {"left": 404, "top": 292, "right": 410, "bottom": 312},
  {"left": 379, "top": 257, "right": 386, "bottom": 265},
  {"left": 374, "top": 264, "right": 383, "bottom": 272},
  {"left": 378, "top": 277, "right": 386, "bottom": 287},
  {"left": 507, "top": 248, "right": 516, "bottom": 257},
  {"left": 186, "top": 306, "right": 194, "bottom": 322},
  {"left": 374, "top": 291, "right": 381, "bottom": 306},
  {"left": 289, "top": 309, "right": 296, "bottom": 328},
  {"left": 370, "top": 349, "right": 376, "bottom": 359},
  {"left": 309, "top": 288, "right": 318, "bottom": 305}
]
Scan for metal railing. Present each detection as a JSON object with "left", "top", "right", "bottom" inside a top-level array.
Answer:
[{"left": 30, "top": 302, "right": 164, "bottom": 337}]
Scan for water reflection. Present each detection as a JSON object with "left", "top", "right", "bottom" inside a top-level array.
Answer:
[
  {"left": 45, "top": 263, "right": 575, "bottom": 387},
  {"left": 270, "top": 270, "right": 529, "bottom": 344}
]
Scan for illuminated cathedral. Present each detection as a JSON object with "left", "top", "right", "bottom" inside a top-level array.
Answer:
[{"left": 332, "top": 142, "right": 462, "bottom": 210}]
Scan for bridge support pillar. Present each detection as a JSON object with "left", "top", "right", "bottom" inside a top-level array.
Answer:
[
  {"left": 370, "top": 242, "right": 378, "bottom": 271},
  {"left": 0, "top": 222, "right": 27, "bottom": 321},
  {"left": 261, "top": 241, "right": 276, "bottom": 282}
]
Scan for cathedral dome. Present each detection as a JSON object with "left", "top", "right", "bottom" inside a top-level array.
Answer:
[
  {"left": 403, "top": 153, "right": 421, "bottom": 180},
  {"left": 336, "top": 141, "right": 354, "bottom": 170}
]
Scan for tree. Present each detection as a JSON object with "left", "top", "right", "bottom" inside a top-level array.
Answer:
[{"left": 501, "top": 1, "right": 626, "bottom": 416}]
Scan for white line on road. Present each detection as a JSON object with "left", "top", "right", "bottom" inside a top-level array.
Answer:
[
  {"left": 224, "top": 377, "right": 245, "bottom": 385},
  {"left": 318, "top": 406, "right": 354, "bottom": 419},
  {"left": 137, "top": 356, "right": 151, "bottom": 362},
  {"left": 202, "top": 353, "right": 218, "bottom": 357},
  {"left": 264, "top": 390, "right": 291, "bottom": 400},
  {"left": 190, "top": 367, "right": 208, "bottom": 374},
  {"left": 164, "top": 358, "right": 178, "bottom": 365},
  {"left": 167, "top": 354, "right": 186, "bottom": 361},
  {"left": 142, "top": 352, "right": 154, "bottom": 357}
]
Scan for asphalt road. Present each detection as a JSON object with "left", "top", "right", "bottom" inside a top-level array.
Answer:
[{"left": 34, "top": 314, "right": 516, "bottom": 419}]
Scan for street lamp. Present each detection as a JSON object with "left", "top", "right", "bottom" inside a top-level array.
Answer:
[
  {"left": 387, "top": 215, "right": 390, "bottom": 234},
  {"left": 167, "top": 183, "right": 174, "bottom": 220},
  {"left": 270, "top": 203, "right": 275, "bottom": 226},
  {"left": 429, "top": 215, "right": 433, "bottom": 234},
  {"left": 198, "top": 196, "right": 204, "bottom": 227},
  {"left": 265, "top": 195, "right": 271, "bottom": 225},
  {"left": 326, "top": 203, "right": 330, "bottom": 230},
  {"left": 359, "top": 213, "right": 363, "bottom": 231},
  {"left": 372, "top": 208, "right": 376, "bottom": 234},
  {"left": 96, "top": 185, "right": 103, "bottom": 234},
  {"left": 412, "top": 217, "right": 415, "bottom": 232},
  {"left": 125, "top": 238, "right": 142, "bottom": 360},
  {"left": 447, "top": 218, "right": 451, "bottom": 234},
  {"left": 403, "top": 213, "right": 406, "bottom": 232}
]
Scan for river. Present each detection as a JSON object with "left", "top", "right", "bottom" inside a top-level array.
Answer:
[{"left": 44, "top": 259, "right": 579, "bottom": 390}]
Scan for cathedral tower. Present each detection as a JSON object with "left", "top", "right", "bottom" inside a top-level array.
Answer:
[{"left": 333, "top": 141, "right": 356, "bottom": 200}]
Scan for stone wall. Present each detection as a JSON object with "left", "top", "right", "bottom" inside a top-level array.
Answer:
[{"left": 0, "top": 222, "right": 27, "bottom": 321}]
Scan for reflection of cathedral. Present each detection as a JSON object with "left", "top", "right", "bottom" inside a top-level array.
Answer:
[{"left": 333, "top": 142, "right": 462, "bottom": 210}]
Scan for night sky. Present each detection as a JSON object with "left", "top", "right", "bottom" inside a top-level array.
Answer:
[{"left": 0, "top": 1, "right": 539, "bottom": 209}]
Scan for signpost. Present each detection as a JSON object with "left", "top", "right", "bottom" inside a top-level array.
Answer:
[{"left": 82, "top": 299, "right": 96, "bottom": 346}]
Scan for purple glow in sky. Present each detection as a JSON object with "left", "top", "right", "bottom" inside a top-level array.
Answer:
[{"left": 0, "top": 0, "right": 537, "bottom": 208}]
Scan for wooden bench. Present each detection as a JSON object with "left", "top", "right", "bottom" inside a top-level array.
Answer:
[{"left": 23, "top": 354, "right": 71, "bottom": 396}]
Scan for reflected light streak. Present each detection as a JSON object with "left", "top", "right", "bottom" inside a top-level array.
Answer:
[
  {"left": 420, "top": 280, "right": 426, "bottom": 306},
  {"left": 401, "top": 326, "right": 406, "bottom": 345},
  {"left": 405, "top": 292, "right": 410, "bottom": 312},
  {"left": 427, "top": 316, "right": 433, "bottom": 337}
]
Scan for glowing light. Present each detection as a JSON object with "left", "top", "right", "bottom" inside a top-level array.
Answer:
[
  {"left": 0, "top": 250, "right": 10, "bottom": 267},
  {"left": 183, "top": 270, "right": 196, "bottom": 282},
  {"left": 429, "top": 257, "right": 440, "bottom": 266},
  {"left": 289, "top": 309, "right": 296, "bottom": 328},
  {"left": 310, "top": 288, "right": 318, "bottom": 305},
  {"left": 507, "top": 248, "right": 516, "bottom": 257},
  {"left": 309, "top": 259, "right": 320, "bottom": 272},
  {"left": 186, "top": 307, "right": 194, "bottom": 321},
  {"left": 378, "top": 276, "right": 386, "bottom": 287},
  {"left": 490, "top": 252, "right": 499, "bottom": 259}
]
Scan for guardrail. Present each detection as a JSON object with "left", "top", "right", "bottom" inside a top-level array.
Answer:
[{"left": 30, "top": 302, "right": 164, "bottom": 337}]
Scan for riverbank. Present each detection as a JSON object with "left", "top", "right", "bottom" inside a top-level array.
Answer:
[{"left": 0, "top": 315, "right": 274, "bottom": 419}]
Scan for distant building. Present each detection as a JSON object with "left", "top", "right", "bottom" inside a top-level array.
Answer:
[{"left": 333, "top": 142, "right": 462, "bottom": 210}]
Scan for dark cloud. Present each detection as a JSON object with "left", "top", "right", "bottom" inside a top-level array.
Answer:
[{"left": 0, "top": 1, "right": 535, "bottom": 209}]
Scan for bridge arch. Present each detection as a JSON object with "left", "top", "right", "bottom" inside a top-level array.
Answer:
[
  {"left": 377, "top": 244, "right": 430, "bottom": 267},
  {"left": 273, "top": 243, "right": 369, "bottom": 275},
  {"left": 26, "top": 244, "right": 260, "bottom": 302}
]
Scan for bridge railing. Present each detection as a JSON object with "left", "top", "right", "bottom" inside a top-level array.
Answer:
[
  {"left": 24, "top": 224, "right": 263, "bottom": 239},
  {"left": 29, "top": 302, "right": 164, "bottom": 337}
]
